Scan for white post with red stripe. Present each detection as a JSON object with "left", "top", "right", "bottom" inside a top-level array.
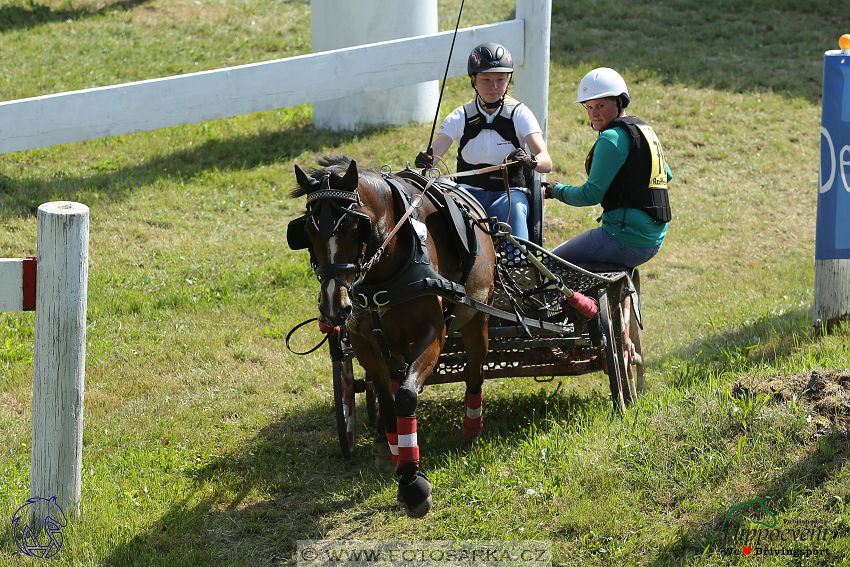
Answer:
[
  {"left": 0, "top": 202, "right": 89, "bottom": 521},
  {"left": 0, "top": 257, "right": 37, "bottom": 312}
]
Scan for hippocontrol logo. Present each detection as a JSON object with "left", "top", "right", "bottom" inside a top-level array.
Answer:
[
  {"left": 719, "top": 498, "right": 837, "bottom": 558},
  {"left": 11, "top": 496, "right": 67, "bottom": 559}
]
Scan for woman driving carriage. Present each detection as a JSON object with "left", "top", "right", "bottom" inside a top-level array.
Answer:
[
  {"left": 414, "top": 42, "right": 552, "bottom": 240},
  {"left": 544, "top": 68, "right": 673, "bottom": 268}
]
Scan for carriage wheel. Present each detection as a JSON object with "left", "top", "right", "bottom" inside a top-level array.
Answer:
[
  {"left": 620, "top": 295, "right": 646, "bottom": 403},
  {"left": 615, "top": 294, "right": 637, "bottom": 406},
  {"left": 630, "top": 312, "right": 646, "bottom": 395},
  {"left": 333, "top": 357, "right": 357, "bottom": 459},
  {"left": 619, "top": 276, "right": 645, "bottom": 405},
  {"left": 598, "top": 290, "right": 626, "bottom": 414},
  {"left": 630, "top": 275, "right": 646, "bottom": 396}
]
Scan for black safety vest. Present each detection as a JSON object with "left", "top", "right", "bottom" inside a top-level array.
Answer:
[
  {"left": 457, "top": 97, "right": 527, "bottom": 191},
  {"left": 587, "top": 116, "right": 672, "bottom": 223}
]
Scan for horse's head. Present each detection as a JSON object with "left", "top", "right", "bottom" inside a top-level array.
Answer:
[{"left": 288, "top": 157, "right": 377, "bottom": 327}]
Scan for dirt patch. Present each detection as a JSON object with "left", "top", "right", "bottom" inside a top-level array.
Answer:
[
  {"left": 732, "top": 369, "right": 850, "bottom": 457},
  {"left": 733, "top": 370, "right": 850, "bottom": 419}
]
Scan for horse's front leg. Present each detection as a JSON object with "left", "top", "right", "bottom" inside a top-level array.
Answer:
[
  {"left": 347, "top": 331, "right": 397, "bottom": 474},
  {"left": 386, "top": 302, "right": 445, "bottom": 518}
]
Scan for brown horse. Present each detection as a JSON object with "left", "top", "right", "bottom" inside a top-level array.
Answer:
[{"left": 288, "top": 156, "right": 495, "bottom": 517}]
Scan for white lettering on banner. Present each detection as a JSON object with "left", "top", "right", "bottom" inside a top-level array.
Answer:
[
  {"left": 842, "top": 145, "right": 850, "bottom": 193},
  {"left": 819, "top": 126, "right": 850, "bottom": 193},
  {"left": 821, "top": 127, "right": 836, "bottom": 193}
]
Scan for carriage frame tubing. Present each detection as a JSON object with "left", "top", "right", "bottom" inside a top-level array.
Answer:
[{"left": 329, "top": 170, "right": 644, "bottom": 458}]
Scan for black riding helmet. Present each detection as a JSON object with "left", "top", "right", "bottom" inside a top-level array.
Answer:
[
  {"left": 467, "top": 42, "right": 514, "bottom": 75},
  {"left": 467, "top": 42, "right": 513, "bottom": 109}
]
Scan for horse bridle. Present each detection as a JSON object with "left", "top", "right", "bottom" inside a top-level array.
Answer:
[{"left": 288, "top": 174, "right": 372, "bottom": 294}]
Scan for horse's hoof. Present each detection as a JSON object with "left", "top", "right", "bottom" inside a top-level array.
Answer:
[
  {"left": 398, "top": 472, "right": 432, "bottom": 518},
  {"left": 372, "top": 437, "right": 395, "bottom": 474},
  {"left": 460, "top": 437, "right": 480, "bottom": 454}
]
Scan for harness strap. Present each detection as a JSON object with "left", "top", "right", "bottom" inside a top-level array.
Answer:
[
  {"left": 370, "top": 309, "right": 410, "bottom": 375},
  {"left": 354, "top": 178, "right": 429, "bottom": 283},
  {"left": 433, "top": 160, "right": 517, "bottom": 181}
]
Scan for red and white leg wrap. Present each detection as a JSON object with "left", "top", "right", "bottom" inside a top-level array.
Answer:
[
  {"left": 461, "top": 390, "right": 483, "bottom": 441},
  {"left": 385, "top": 430, "right": 399, "bottom": 467},
  {"left": 396, "top": 417, "right": 420, "bottom": 469}
]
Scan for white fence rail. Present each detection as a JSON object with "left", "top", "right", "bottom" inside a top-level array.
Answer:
[{"left": 0, "top": 21, "right": 524, "bottom": 155}]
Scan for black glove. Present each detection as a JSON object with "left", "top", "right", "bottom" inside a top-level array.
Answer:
[
  {"left": 507, "top": 148, "right": 538, "bottom": 170},
  {"left": 542, "top": 181, "right": 561, "bottom": 199},
  {"left": 415, "top": 150, "right": 433, "bottom": 170}
]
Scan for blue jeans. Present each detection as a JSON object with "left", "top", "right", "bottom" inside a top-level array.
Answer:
[
  {"left": 551, "top": 227, "right": 661, "bottom": 268},
  {"left": 461, "top": 186, "right": 529, "bottom": 240}
]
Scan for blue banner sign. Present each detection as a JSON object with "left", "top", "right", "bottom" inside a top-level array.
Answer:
[{"left": 817, "top": 51, "right": 850, "bottom": 259}]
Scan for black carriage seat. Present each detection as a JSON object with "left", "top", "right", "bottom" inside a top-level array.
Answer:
[
  {"left": 524, "top": 168, "right": 544, "bottom": 246},
  {"left": 574, "top": 262, "right": 633, "bottom": 276}
]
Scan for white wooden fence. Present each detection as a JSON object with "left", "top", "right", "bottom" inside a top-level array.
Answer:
[
  {"left": 1, "top": 203, "right": 89, "bottom": 520},
  {"left": 0, "top": 0, "right": 551, "bottom": 154},
  {"left": 0, "top": 0, "right": 549, "bottom": 518}
]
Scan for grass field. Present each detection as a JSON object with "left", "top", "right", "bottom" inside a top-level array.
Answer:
[{"left": 2, "top": 0, "right": 850, "bottom": 565}]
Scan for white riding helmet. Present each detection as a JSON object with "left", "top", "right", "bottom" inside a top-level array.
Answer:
[{"left": 575, "top": 67, "right": 630, "bottom": 108}]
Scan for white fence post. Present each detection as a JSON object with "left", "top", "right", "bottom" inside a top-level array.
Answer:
[
  {"left": 30, "top": 202, "right": 89, "bottom": 521},
  {"left": 513, "top": 0, "right": 552, "bottom": 142},
  {"left": 311, "top": 0, "right": 439, "bottom": 131}
]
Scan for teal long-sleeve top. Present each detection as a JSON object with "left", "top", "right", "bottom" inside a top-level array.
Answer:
[{"left": 550, "top": 125, "right": 672, "bottom": 248}]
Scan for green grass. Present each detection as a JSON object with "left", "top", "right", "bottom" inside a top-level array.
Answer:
[{"left": 2, "top": 0, "right": 850, "bottom": 565}]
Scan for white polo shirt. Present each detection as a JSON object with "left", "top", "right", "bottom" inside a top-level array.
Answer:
[{"left": 438, "top": 96, "right": 542, "bottom": 166}]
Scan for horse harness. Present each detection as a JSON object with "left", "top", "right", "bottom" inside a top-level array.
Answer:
[
  {"left": 353, "top": 173, "right": 484, "bottom": 374},
  {"left": 287, "top": 168, "right": 571, "bottom": 372}
]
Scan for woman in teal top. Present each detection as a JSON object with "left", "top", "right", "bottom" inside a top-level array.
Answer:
[{"left": 545, "top": 68, "right": 672, "bottom": 268}]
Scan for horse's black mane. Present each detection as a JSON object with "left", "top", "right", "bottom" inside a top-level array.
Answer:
[{"left": 290, "top": 154, "right": 386, "bottom": 198}]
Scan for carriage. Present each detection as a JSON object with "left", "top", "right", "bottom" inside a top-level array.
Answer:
[{"left": 316, "top": 162, "right": 645, "bottom": 460}]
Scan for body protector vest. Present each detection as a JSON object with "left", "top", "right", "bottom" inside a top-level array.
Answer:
[
  {"left": 457, "top": 98, "right": 527, "bottom": 191},
  {"left": 587, "top": 116, "right": 672, "bottom": 223}
]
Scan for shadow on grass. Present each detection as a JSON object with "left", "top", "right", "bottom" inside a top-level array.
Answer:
[
  {"left": 1, "top": 1, "right": 843, "bottom": 217},
  {"left": 1, "top": 0, "right": 842, "bottom": 206},
  {"left": 98, "top": 380, "right": 607, "bottom": 566},
  {"left": 550, "top": 0, "right": 847, "bottom": 102},
  {"left": 0, "top": 124, "right": 379, "bottom": 218},
  {"left": 0, "top": 0, "right": 151, "bottom": 32},
  {"left": 660, "top": 305, "right": 817, "bottom": 386}
]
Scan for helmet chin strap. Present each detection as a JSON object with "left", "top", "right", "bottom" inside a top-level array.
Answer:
[
  {"left": 478, "top": 94, "right": 504, "bottom": 110},
  {"left": 473, "top": 74, "right": 513, "bottom": 110}
]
